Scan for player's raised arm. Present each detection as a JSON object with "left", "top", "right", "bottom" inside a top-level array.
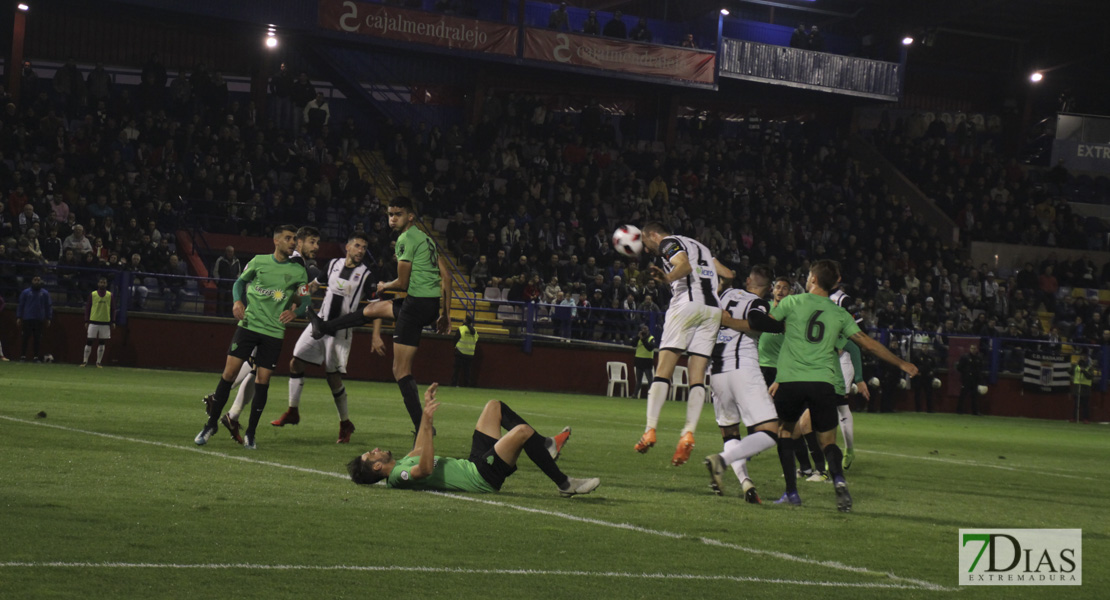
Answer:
[
  {"left": 849, "top": 331, "right": 918, "bottom": 377},
  {"left": 408, "top": 383, "right": 440, "bottom": 479},
  {"left": 713, "top": 258, "right": 735, "bottom": 281}
]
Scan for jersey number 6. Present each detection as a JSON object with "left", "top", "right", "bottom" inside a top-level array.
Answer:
[{"left": 806, "top": 310, "right": 825, "bottom": 343}]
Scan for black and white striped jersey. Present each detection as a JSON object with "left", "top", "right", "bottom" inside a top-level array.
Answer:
[
  {"left": 658, "top": 234, "right": 720, "bottom": 310},
  {"left": 319, "top": 259, "right": 373, "bottom": 334},
  {"left": 830, "top": 288, "right": 862, "bottom": 324},
  {"left": 712, "top": 288, "right": 769, "bottom": 375}
]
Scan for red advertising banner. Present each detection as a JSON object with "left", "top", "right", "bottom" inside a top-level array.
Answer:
[
  {"left": 318, "top": 0, "right": 518, "bottom": 56},
  {"left": 523, "top": 28, "right": 716, "bottom": 85}
]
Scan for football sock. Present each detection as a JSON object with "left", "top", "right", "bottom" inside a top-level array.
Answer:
[
  {"left": 288, "top": 373, "right": 305, "bottom": 408},
  {"left": 838, "top": 405, "right": 855, "bottom": 451},
  {"left": 229, "top": 376, "right": 254, "bottom": 421},
  {"left": 245, "top": 383, "right": 270, "bottom": 437},
  {"left": 804, "top": 431, "right": 826, "bottom": 472},
  {"left": 792, "top": 434, "right": 812, "bottom": 472},
  {"left": 720, "top": 430, "right": 777, "bottom": 465},
  {"left": 82, "top": 344, "right": 92, "bottom": 364},
  {"left": 731, "top": 458, "right": 750, "bottom": 483},
  {"left": 645, "top": 377, "right": 669, "bottom": 430},
  {"left": 497, "top": 402, "right": 528, "bottom": 430},
  {"left": 397, "top": 375, "right": 422, "bottom": 430},
  {"left": 207, "top": 377, "right": 234, "bottom": 427},
  {"left": 824, "top": 443, "right": 846, "bottom": 484},
  {"left": 320, "top": 311, "right": 371, "bottom": 335},
  {"left": 777, "top": 437, "right": 799, "bottom": 494},
  {"left": 333, "top": 386, "right": 349, "bottom": 421},
  {"left": 681, "top": 384, "right": 706, "bottom": 436},
  {"left": 96, "top": 345, "right": 105, "bottom": 365},
  {"left": 524, "top": 431, "right": 566, "bottom": 487},
  {"left": 232, "top": 361, "right": 254, "bottom": 388}
]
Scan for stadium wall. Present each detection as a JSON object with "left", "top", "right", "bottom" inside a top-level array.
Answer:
[{"left": 2, "top": 308, "right": 1106, "bottom": 421}]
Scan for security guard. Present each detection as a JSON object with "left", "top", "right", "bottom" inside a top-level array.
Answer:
[
  {"left": 1072, "top": 355, "right": 1095, "bottom": 423},
  {"left": 632, "top": 324, "right": 657, "bottom": 399},
  {"left": 451, "top": 313, "right": 479, "bottom": 387}
]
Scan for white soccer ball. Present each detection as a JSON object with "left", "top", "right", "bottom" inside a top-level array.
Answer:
[
  {"left": 898, "top": 378, "right": 909, "bottom": 390},
  {"left": 868, "top": 377, "right": 880, "bottom": 387},
  {"left": 43, "top": 354, "right": 54, "bottom": 363},
  {"left": 932, "top": 378, "right": 942, "bottom": 389},
  {"left": 612, "top": 225, "right": 643, "bottom": 258},
  {"left": 977, "top": 385, "right": 988, "bottom": 395}
]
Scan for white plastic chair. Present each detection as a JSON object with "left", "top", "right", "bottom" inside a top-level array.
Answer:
[
  {"left": 671, "top": 366, "right": 690, "bottom": 402},
  {"left": 606, "top": 362, "right": 629, "bottom": 397},
  {"left": 484, "top": 287, "right": 501, "bottom": 300}
]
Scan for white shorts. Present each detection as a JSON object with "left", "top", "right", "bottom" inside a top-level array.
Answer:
[
  {"left": 659, "top": 303, "right": 722, "bottom": 358},
  {"left": 292, "top": 327, "right": 352, "bottom": 374},
  {"left": 711, "top": 366, "right": 779, "bottom": 428},
  {"left": 840, "top": 352, "right": 854, "bottom": 394},
  {"left": 87, "top": 324, "right": 110, "bottom": 340}
]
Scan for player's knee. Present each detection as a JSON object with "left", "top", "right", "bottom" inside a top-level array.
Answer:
[
  {"left": 86, "top": 339, "right": 95, "bottom": 347},
  {"left": 510, "top": 423, "right": 534, "bottom": 438}
]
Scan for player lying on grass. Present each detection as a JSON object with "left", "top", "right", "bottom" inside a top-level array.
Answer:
[{"left": 347, "top": 383, "right": 599, "bottom": 497}]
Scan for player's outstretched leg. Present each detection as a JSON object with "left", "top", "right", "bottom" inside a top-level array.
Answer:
[
  {"left": 822, "top": 440, "right": 851, "bottom": 512},
  {"left": 636, "top": 376, "right": 669, "bottom": 453},
  {"left": 838, "top": 405, "right": 855, "bottom": 469}
]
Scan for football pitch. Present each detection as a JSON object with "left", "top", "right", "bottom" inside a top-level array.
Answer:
[{"left": 1, "top": 364, "right": 1104, "bottom": 599}]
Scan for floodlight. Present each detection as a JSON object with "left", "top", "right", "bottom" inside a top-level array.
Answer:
[
  {"left": 902, "top": 36, "right": 914, "bottom": 46},
  {"left": 1030, "top": 72, "right": 1043, "bottom": 83}
]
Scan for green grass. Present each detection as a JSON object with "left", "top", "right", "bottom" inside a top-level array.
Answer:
[{"left": 0, "top": 363, "right": 1105, "bottom": 599}]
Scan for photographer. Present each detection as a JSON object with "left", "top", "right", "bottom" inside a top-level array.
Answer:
[{"left": 632, "top": 325, "right": 656, "bottom": 399}]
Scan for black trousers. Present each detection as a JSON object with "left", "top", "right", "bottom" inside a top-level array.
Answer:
[
  {"left": 957, "top": 384, "right": 980, "bottom": 415},
  {"left": 1074, "top": 386, "right": 1091, "bottom": 421},
  {"left": 21, "top": 319, "right": 44, "bottom": 359},
  {"left": 451, "top": 352, "right": 474, "bottom": 387},
  {"left": 632, "top": 358, "right": 654, "bottom": 398},
  {"left": 913, "top": 384, "right": 934, "bottom": 412}
]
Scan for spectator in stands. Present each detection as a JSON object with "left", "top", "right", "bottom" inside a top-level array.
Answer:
[
  {"left": 291, "top": 73, "right": 316, "bottom": 138},
  {"left": 304, "top": 92, "right": 331, "bottom": 140},
  {"left": 548, "top": 2, "right": 569, "bottom": 31},
  {"left": 213, "top": 245, "right": 240, "bottom": 317},
  {"left": 127, "top": 253, "right": 150, "bottom": 310},
  {"left": 807, "top": 26, "right": 825, "bottom": 52},
  {"left": 1039, "top": 265, "right": 1059, "bottom": 311},
  {"left": 471, "top": 255, "right": 491, "bottom": 290},
  {"left": 603, "top": 11, "right": 627, "bottom": 39},
  {"left": 582, "top": 10, "right": 600, "bottom": 35},
  {"left": 86, "top": 63, "right": 113, "bottom": 105},
  {"left": 53, "top": 57, "right": 85, "bottom": 114},
  {"left": 680, "top": 34, "right": 697, "bottom": 49},
  {"left": 161, "top": 254, "right": 188, "bottom": 313},
  {"left": 62, "top": 224, "right": 92, "bottom": 257},
  {"left": 629, "top": 18, "right": 652, "bottom": 43},
  {"left": 790, "top": 24, "right": 808, "bottom": 49}
]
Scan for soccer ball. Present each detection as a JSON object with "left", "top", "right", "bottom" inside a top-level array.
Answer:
[
  {"left": 897, "top": 377, "right": 909, "bottom": 390},
  {"left": 931, "top": 378, "right": 942, "bottom": 389},
  {"left": 977, "top": 385, "right": 988, "bottom": 395},
  {"left": 612, "top": 225, "right": 643, "bottom": 258},
  {"left": 868, "top": 377, "right": 880, "bottom": 388}
]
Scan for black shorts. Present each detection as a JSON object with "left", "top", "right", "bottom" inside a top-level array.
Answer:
[
  {"left": 228, "top": 327, "right": 284, "bottom": 371},
  {"left": 760, "top": 366, "right": 777, "bottom": 387},
  {"left": 468, "top": 430, "right": 517, "bottom": 491},
  {"left": 774, "top": 381, "right": 840, "bottom": 433},
  {"left": 392, "top": 296, "right": 440, "bottom": 347}
]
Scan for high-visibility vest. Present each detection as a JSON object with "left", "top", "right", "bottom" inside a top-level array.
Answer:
[
  {"left": 1073, "top": 364, "right": 1092, "bottom": 387},
  {"left": 635, "top": 336, "right": 655, "bottom": 360},
  {"left": 89, "top": 290, "right": 112, "bottom": 323},
  {"left": 456, "top": 325, "right": 478, "bottom": 356}
]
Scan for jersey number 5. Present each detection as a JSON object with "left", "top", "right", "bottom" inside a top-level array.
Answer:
[{"left": 806, "top": 311, "right": 825, "bottom": 343}]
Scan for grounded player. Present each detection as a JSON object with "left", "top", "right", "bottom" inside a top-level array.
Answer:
[
  {"left": 310, "top": 197, "right": 452, "bottom": 433},
  {"left": 347, "top": 383, "right": 595, "bottom": 497},
  {"left": 635, "top": 221, "right": 734, "bottom": 466},
  {"left": 830, "top": 282, "right": 861, "bottom": 468},
  {"left": 206, "top": 227, "right": 320, "bottom": 443},
  {"left": 194, "top": 224, "right": 309, "bottom": 450},
  {"left": 80, "top": 276, "right": 115, "bottom": 368},
  {"left": 703, "top": 265, "right": 782, "bottom": 504},
  {"left": 724, "top": 260, "right": 916, "bottom": 512},
  {"left": 270, "top": 232, "right": 384, "bottom": 443}
]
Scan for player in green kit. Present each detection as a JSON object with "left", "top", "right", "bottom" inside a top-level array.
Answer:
[
  {"left": 347, "top": 383, "right": 598, "bottom": 496},
  {"left": 310, "top": 196, "right": 452, "bottom": 433},
  {"left": 195, "top": 225, "right": 310, "bottom": 450},
  {"left": 724, "top": 260, "right": 916, "bottom": 512}
]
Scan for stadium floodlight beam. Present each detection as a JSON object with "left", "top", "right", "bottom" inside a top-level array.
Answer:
[
  {"left": 1030, "top": 71, "right": 1043, "bottom": 83},
  {"left": 902, "top": 36, "right": 914, "bottom": 46},
  {"left": 17, "top": 3, "right": 30, "bottom": 10}
]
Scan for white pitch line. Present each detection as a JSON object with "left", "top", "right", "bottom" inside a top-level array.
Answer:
[
  {"left": 0, "top": 415, "right": 953, "bottom": 592},
  {"left": 0, "top": 561, "right": 933, "bottom": 590},
  {"left": 859, "top": 449, "right": 1096, "bottom": 481}
]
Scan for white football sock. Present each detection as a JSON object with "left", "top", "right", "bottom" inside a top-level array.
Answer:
[
  {"left": 731, "top": 458, "right": 749, "bottom": 483},
  {"left": 645, "top": 380, "right": 669, "bottom": 430},
  {"left": 720, "top": 431, "right": 777, "bottom": 465},
  {"left": 681, "top": 384, "right": 706, "bottom": 436},
  {"left": 289, "top": 375, "right": 305, "bottom": 408},
  {"left": 838, "top": 405, "right": 855, "bottom": 451},
  {"left": 96, "top": 345, "right": 105, "bottom": 365},
  {"left": 82, "top": 345, "right": 91, "bottom": 364},
  {"left": 229, "top": 376, "right": 255, "bottom": 420},
  {"left": 232, "top": 361, "right": 254, "bottom": 388},
  {"left": 333, "top": 387, "right": 349, "bottom": 421}
]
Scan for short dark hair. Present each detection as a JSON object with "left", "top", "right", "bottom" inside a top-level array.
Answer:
[
  {"left": 347, "top": 456, "right": 385, "bottom": 485},
  {"left": 389, "top": 196, "right": 415, "bottom": 213},
  {"left": 348, "top": 232, "right": 370, "bottom": 244},
  {"left": 810, "top": 259, "right": 840, "bottom": 292},
  {"left": 296, "top": 226, "right": 320, "bottom": 240},
  {"left": 774, "top": 276, "right": 792, "bottom": 286},
  {"left": 641, "top": 221, "right": 669, "bottom": 236},
  {"left": 749, "top": 265, "right": 772, "bottom": 286},
  {"left": 275, "top": 224, "right": 298, "bottom": 236}
]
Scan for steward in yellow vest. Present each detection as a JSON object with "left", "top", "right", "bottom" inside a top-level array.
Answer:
[{"left": 452, "top": 314, "right": 479, "bottom": 387}]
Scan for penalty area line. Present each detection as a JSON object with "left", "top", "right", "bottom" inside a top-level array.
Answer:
[
  {"left": 0, "top": 562, "right": 933, "bottom": 590},
  {"left": 859, "top": 449, "right": 1095, "bottom": 481},
  {"left": 0, "top": 415, "right": 953, "bottom": 592}
]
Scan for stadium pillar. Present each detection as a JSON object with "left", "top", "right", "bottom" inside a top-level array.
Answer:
[{"left": 8, "top": 5, "right": 27, "bottom": 105}]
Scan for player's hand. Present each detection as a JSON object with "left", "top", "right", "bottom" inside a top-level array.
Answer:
[
  {"left": 371, "top": 334, "right": 386, "bottom": 356},
  {"left": 901, "top": 362, "right": 919, "bottom": 377},
  {"left": 376, "top": 281, "right": 388, "bottom": 294},
  {"left": 768, "top": 382, "right": 779, "bottom": 397},
  {"left": 308, "top": 281, "right": 321, "bottom": 294},
  {"left": 649, "top": 265, "right": 667, "bottom": 283},
  {"left": 278, "top": 309, "right": 296, "bottom": 324},
  {"left": 233, "top": 301, "right": 246, "bottom": 321},
  {"left": 436, "top": 314, "right": 451, "bottom": 335},
  {"left": 856, "top": 381, "right": 870, "bottom": 401},
  {"left": 423, "top": 383, "right": 440, "bottom": 415}
]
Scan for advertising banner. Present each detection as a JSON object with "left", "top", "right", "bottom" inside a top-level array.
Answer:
[
  {"left": 319, "top": 0, "right": 518, "bottom": 56},
  {"left": 523, "top": 28, "right": 716, "bottom": 85}
]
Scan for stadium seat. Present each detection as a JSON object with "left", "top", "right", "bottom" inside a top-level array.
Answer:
[
  {"left": 606, "top": 361, "right": 629, "bottom": 397},
  {"left": 484, "top": 287, "right": 501, "bottom": 300},
  {"left": 671, "top": 366, "right": 690, "bottom": 402}
]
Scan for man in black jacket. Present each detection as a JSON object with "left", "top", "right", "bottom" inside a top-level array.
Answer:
[
  {"left": 956, "top": 344, "right": 984, "bottom": 415},
  {"left": 603, "top": 11, "right": 627, "bottom": 39},
  {"left": 911, "top": 349, "right": 937, "bottom": 412}
]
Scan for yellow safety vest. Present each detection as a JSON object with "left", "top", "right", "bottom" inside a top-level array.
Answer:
[
  {"left": 456, "top": 325, "right": 478, "bottom": 356},
  {"left": 635, "top": 336, "right": 656, "bottom": 360},
  {"left": 89, "top": 290, "right": 112, "bottom": 323},
  {"left": 1073, "top": 364, "right": 1092, "bottom": 387}
]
